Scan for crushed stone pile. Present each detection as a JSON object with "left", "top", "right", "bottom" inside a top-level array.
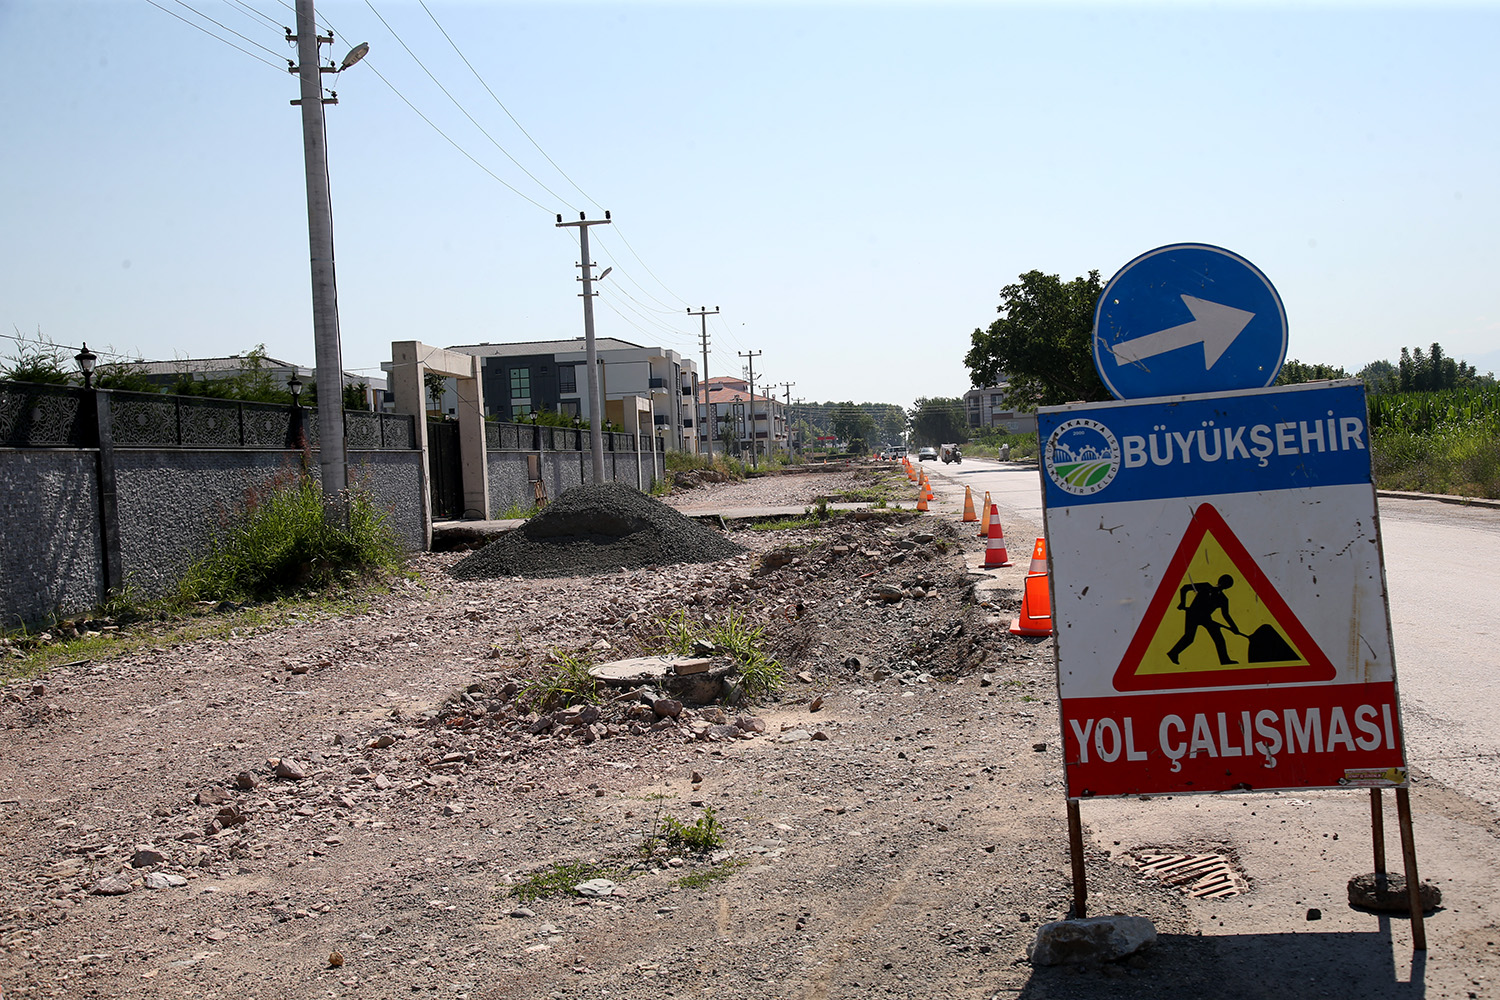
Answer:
[{"left": 449, "top": 483, "right": 746, "bottom": 580}]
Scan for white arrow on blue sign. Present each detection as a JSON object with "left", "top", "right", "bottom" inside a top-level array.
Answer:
[{"left": 1092, "top": 243, "right": 1288, "bottom": 400}]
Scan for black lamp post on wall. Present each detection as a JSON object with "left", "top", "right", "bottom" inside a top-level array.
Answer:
[
  {"left": 287, "top": 373, "right": 307, "bottom": 452},
  {"left": 74, "top": 344, "right": 97, "bottom": 390}
]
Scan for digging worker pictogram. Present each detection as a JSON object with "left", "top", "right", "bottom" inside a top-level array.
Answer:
[{"left": 1167, "top": 574, "right": 1241, "bottom": 665}]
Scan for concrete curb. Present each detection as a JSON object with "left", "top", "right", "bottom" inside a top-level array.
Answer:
[{"left": 1376, "top": 489, "right": 1500, "bottom": 511}]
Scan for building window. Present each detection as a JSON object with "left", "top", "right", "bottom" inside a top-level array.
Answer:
[
  {"left": 560, "top": 400, "right": 580, "bottom": 417},
  {"left": 510, "top": 367, "right": 531, "bottom": 400},
  {"left": 558, "top": 364, "right": 576, "bottom": 394},
  {"left": 990, "top": 394, "right": 1002, "bottom": 406}
]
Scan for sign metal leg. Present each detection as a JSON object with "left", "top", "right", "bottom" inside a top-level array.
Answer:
[
  {"left": 1066, "top": 799, "right": 1087, "bottom": 919},
  {"left": 1394, "top": 787, "right": 1427, "bottom": 952},
  {"left": 1370, "top": 788, "right": 1386, "bottom": 880}
]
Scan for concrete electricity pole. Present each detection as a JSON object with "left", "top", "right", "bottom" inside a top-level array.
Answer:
[
  {"left": 555, "top": 212, "right": 613, "bottom": 483},
  {"left": 738, "top": 349, "right": 762, "bottom": 469},
  {"left": 778, "top": 381, "right": 795, "bottom": 455},
  {"left": 289, "top": 0, "right": 364, "bottom": 502},
  {"left": 688, "top": 306, "right": 718, "bottom": 459}
]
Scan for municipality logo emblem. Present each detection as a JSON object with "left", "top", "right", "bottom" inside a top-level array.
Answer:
[{"left": 1045, "top": 418, "right": 1121, "bottom": 495}]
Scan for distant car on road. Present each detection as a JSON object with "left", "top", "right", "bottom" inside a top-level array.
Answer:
[{"left": 917, "top": 447, "right": 938, "bottom": 462}]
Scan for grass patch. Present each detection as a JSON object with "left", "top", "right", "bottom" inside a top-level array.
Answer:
[
  {"left": 645, "top": 609, "right": 783, "bottom": 701},
  {"left": 1371, "top": 426, "right": 1500, "bottom": 498},
  {"left": 177, "top": 472, "right": 405, "bottom": 603},
  {"left": 519, "top": 650, "right": 599, "bottom": 712},
  {"left": 748, "top": 499, "right": 835, "bottom": 531},
  {"left": 493, "top": 501, "right": 541, "bottom": 519},
  {"left": 706, "top": 610, "right": 783, "bottom": 698},
  {"left": 665, "top": 450, "right": 748, "bottom": 479},
  {"left": 509, "top": 860, "right": 628, "bottom": 903},
  {"left": 677, "top": 858, "right": 747, "bottom": 890},
  {"left": 662, "top": 806, "right": 725, "bottom": 853},
  {"left": 1, "top": 592, "right": 378, "bottom": 682}
]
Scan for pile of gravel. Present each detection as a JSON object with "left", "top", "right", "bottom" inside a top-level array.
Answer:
[{"left": 449, "top": 483, "right": 746, "bottom": 581}]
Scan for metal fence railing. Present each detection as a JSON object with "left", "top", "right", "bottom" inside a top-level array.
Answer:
[{"left": 0, "top": 381, "right": 415, "bottom": 450}]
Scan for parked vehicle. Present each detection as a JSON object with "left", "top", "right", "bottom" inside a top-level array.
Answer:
[
  {"left": 917, "top": 447, "right": 938, "bottom": 462},
  {"left": 940, "top": 443, "right": 962, "bottom": 464}
]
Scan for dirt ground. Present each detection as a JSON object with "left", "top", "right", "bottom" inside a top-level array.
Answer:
[{"left": 0, "top": 465, "right": 1492, "bottom": 999}]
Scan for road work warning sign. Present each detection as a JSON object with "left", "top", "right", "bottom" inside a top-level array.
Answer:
[{"left": 1038, "top": 380, "right": 1407, "bottom": 797}]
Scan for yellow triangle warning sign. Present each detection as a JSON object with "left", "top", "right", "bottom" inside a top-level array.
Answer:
[{"left": 1112, "top": 503, "right": 1336, "bottom": 692}]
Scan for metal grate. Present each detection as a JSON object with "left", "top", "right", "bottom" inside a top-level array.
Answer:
[{"left": 1134, "top": 851, "right": 1246, "bottom": 899}]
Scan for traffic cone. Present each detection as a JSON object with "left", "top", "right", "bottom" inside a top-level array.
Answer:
[
  {"left": 961, "top": 486, "right": 977, "bottom": 522},
  {"left": 982, "top": 505, "right": 1011, "bottom": 568},
  {"left": 916, "top": 492, "right": 929, "bottom": 512},
  {"left": 978, "top": 491, "right": 992, "bottom": 537},
  {"left": 1009, "top": 573, "right": 1053, "bottom": 636},
  {"left": 1026, "top": 537, "right": 1048, "bottom": 575}
]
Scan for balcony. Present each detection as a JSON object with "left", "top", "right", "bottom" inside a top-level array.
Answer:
[{"left": 648, "top": 378, "right": 668, "bottom": 392}]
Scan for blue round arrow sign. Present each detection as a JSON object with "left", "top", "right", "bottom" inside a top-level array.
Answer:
[{"left": 1092, "top": 243, "right": 1287, "bottom": 400}]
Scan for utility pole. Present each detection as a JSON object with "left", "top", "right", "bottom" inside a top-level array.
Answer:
[
  {"left": 778, "top": 381, "right": 795, "bottom": 456},
  {"left": 555, "top": 212, "right": 612, "bottom": 483},
  {"left": 738, "top": 349, "right": 762, "bottom": 469},
  {"left": 289, "top": 0, "right": 353, "bottom": 501},
  {"left": 689, "top": 306, "right": 718, "bottom": 459}
]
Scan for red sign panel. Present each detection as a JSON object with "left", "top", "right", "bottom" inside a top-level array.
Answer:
[{"left": 1063, "top": 683, "right": 1406, "bottom": 797}]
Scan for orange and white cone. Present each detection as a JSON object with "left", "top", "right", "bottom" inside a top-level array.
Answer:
[
  {"left": 961, "top": 486, "right": 977, "bottom": 522},
  {"left": 916, "top": 491, "right": 929, "bottom": 512},
  {"left": 1026, "top": 536, "right": 1048, "bottom": 575},
  {"left": 1008, "top": 573, "right": 1053, "bottom": 636},
  {"left": 978, "top": 491, "right": 992, "bottom": 538},
  {"left": 982, "top": 504, "right": 1011, "bottom": 568}
]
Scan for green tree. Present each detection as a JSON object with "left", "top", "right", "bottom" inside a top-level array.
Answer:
[
  {"left": 1275, "top": 359, "right": 1349, "bottom": 385},
  {"left": 908, "top": 396, "right": 967, "bottom": 446},
  {"left": 1, "top": 331, "right": 73, "bottom": 385},
  {"left": 1358, "top": 359, "right": 1398, "bottom": 394},
  {"left": 831, "top": 401, "right": 877, "bottom": 452},
  {"left": 965, "top": 269, "right": 1109, "bottom": 411}
]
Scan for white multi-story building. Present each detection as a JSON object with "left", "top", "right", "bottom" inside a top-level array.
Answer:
[
  {"left": 441, "top": 337, "right": 700, "bottom": 452},
  {"left": 697, "top": 375, "right": 785, "bottom": 458}
]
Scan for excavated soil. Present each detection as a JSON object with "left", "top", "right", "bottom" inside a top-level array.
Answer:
[{"left": 450, "top": 484, "right": 744, "bottom": 581}]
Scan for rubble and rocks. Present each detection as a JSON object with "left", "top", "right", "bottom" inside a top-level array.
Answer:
[
  {"left": 450, "top": 483, "right": 745, "bottom": 580},
  {"left": 1027, "top": 915, "right": 1158, "bottom": 966}
]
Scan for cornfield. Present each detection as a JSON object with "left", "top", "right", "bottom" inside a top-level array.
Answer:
[
  {"left": 1366, "top": 386, "right": 1500, "bottom": 435},
  {"left": 1367, "top": 386, "right": 1500, "bottom": 499}
]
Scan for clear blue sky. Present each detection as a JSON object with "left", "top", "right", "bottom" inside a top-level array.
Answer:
[{"left": 3, "top": 0, "right": 1497, "bottom": 408}]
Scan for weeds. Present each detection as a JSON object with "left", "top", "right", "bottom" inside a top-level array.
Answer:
[
  {"left": 519, "top": 650, "right": 599, "bottom": 712},
  {"left": 677, "top": 858, "right": 747, "bottom": 890},
  {"left": 706, "top": 610, "right": 783, "bottom": 698},
  {"left": 645, "top": 609, "right": 783, "bottom": 701},
  {"left": 493, "top": 501, "right": 541, "bottom": 519},
  {"left": 651, "top": 610, "right": 697, "bottom": 656},
  {"left": 663, "top": 806, "right": 725, "bottom": 852},
  {"left": 509, "top": 860, "right": 626, "bottom": 902},
  {"left": 177, "top": 472, "right": 404, "bottom": 603}
]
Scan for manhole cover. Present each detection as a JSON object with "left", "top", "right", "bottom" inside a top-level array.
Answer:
[{"left": 1134, "top": 850, "right": 1247, "bottom": 899}]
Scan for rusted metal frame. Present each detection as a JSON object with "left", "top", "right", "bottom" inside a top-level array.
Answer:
[
  {"left": 1394, "top": 787, "right": 1427, "bottom": 951},
  {"left": 1067, "top": 798, "right": 1087, "bottom": 918}
]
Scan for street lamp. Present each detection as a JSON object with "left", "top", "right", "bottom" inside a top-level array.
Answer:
[
  {"left": 287, "top": 373, "right": 303, "bottom": 405},
  {"left": 75, "top": 343, "right": 97, "bottom": 389}
]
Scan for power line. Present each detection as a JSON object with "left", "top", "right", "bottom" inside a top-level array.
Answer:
[
  {"left": 144, "top": 0, "right": 288, "bottom": 71},
  {"left": 363, "top": 0, "right": 575, "bottom": 212},
  {"left": 219, "top": 0, "right": 285, "bottom": 34},
  {"left": 418, "top": 0, "right": 603, "bottom": 215},
  {"left": 360, "top": 60, "right": 556, "bottom": 216},
  {"left": 167, "top": 0, "right": 289, "bottom": 61}
]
